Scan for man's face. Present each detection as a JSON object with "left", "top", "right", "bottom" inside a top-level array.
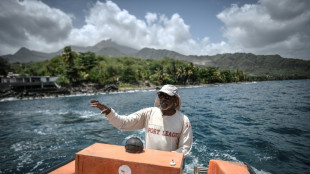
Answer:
[{"left": 158, "top": 92, "right": 176, "bottom": 111}]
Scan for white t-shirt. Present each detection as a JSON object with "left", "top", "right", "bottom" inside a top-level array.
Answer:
[{"left": 105, "top": 107, "right": 193, "bottom": 156}]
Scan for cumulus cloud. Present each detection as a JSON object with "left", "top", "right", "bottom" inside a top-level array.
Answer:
[
  {"left": 0, "top": 0, "right": 309, "bottom": 60},
  {"left": 0, "top": 0, "right": 202, "bottom": 56},
  {"left": 0, "top": 0, "right": 72, "bottom": 54},
  {"left": 145, "top": 13, "right": 157, "bottom": 25},
  {"left": 217, "top": 0, "right": 310, "bottom": 59},
  {"left": 68, "top": 1, "right": 197, "bottom": 55},
  {"left": 68, "top": 1, "right": 148, "bottom": 49}
]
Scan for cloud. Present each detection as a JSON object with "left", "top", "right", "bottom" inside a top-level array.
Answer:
[
  {"left": 0, "top": 0, "right": 309, "bottom": 60},
  {"left": 145, "top": 13, "right": 157, "bottom": 25},
  {"left": 68, "top": 1, "right": 148, "bottom": 49},
  {"left": 216, "top": 0, "right": 310, "bottom": 59},
  {"left": 0, "top": 0, "right": 72, "bottom": 55},
  {"left": 68, "top": 1, "right": 196, "bottom": 55},
  {"left": 0, "top": 0, "right": 201, "bottom": 56}
]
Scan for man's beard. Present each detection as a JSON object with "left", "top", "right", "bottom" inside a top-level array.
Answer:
[{"left": 160, "top": 101, "right": 174, "bottom": 111}]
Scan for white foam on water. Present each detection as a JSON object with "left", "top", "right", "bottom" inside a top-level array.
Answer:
[
  {"left": 195, "top": 144, "right": 208, "bottom": 153},
  {"left": 184, "top": 156, "right": 206, "bottom": 174},
  {"left": 33, "top": 129, "right": 47, "bottom": 135},
  {"left": 244, "top": 81, "right": 257, "bottom": 85},
  {"left": 16, "top": 153, "right": 33, "bottom": 172},
  {"left": 80, "top": 110, "right": 99, "bottom": 118},
  {"left": 11, "top": 142, "right": 23, "bottom": 152},
  {"left": 34, "top": 109, "right": 54, "bottom": 116},
  {"left": 107, "top": 88, "right": 155, "bottom": 95},
  {"left": 11, "top": 141, "right": 32, "bottom": 152},
  {"left": 31, "top": 160, "right": 43, "bottom": 171},
  {"left": 0, "top": 97, "right": 18, "bottom": 102},
  {"left": 209, "top": 150, "right": 221, "bottom": 158},
  {"left": 142, "top": 89, "right": 156, "bottom": 92},
  {"left": 254, "top": 153, "right": 274, "bottom": 162},
  {"left": 181, "top": 85, "right": 203, "bottom": 89},
  {"left": 222, "top": 153, "right": 237, "bottom": 161},
  {"left": 55, "top": 109, "right": 105, "bottom": 119},
  {"left": 253, "top": 168, "right": 272, "bottom": 174},
  {"left": 127, "top": 90, "right": 139, "bottom": 93}
]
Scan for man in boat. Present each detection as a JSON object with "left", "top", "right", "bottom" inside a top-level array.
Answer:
[{"left": 90, "top": 84, "right": 193, "bottom": 157}]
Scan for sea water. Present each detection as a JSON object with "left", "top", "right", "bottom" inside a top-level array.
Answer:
[{"left": 0, "top": 80, "right": 309, "bottom": 174}]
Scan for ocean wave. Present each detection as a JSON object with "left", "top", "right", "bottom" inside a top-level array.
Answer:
[
  {"left": 30, "top": 160, "right": 43, "bottom": 172},
  {"left": 108, "top": 88, "right": 156, "bottom": 95},
  {"left": 79, "top": 110, "right": 99, "bottom": 118},
  {"left": 268, "top": 127, "right": 305, "bottom": 136},
  {"left": 11, "top": 141, "right": 33, "bottom": 152},
  {"left": 208, "top": 150, "right": 236, "bottom": 161},
  {"left": 33, "top": 129, "right": 48, "bottom": 135},
  {"left": 254, "top": 153, "right": 274, "bottom": 162},
  {"left": 184, "top": 157, "right": 205, "bottom": 174},
  {"left": 244, "top": 81, "right": 257, "bottom": 84},
  {"left": 252, "top": 167, "right": 272, "bottom": 174},
  {"left": 0, "top": 97, "right": 19, "bottom": 102},
  {"left": 16, "top": 153, "right": 33, "bottom": 172}
]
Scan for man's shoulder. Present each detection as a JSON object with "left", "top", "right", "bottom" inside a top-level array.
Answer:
[
  {"left": 176, "top": 110, "right": 186, "bottom": 117},
  {"left": 176, "top": 111, "right": 190, "bottom": 121},
  {"left": 139, "top": 107, "right": 160, "bottom": 113}
]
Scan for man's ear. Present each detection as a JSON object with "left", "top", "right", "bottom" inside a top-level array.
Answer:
[{"left": 174, "top": 97, "right": 179, "bottom": 106}]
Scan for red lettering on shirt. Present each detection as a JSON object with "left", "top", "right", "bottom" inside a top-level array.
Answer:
[
  {"left": 186, "top": 122, "right": 191, "bottom": 128},
  {"left": 148, "top": 128, "right": 160, "bottom": 135},
  {"left": 162, "top": 130, "right": 179, "bottom": 138},
  {"left": 156, "top": 129, "right": 160, "bottom": 134}
]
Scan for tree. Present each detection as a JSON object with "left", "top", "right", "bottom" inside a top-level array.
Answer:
[
  {"left": 176, "top": 65, "right": 186, "bottom": 85},
  {"left": 220, "top": 70, "right": 233, "bottom": 83},
  {"left": 0, "top": 57, "right": 10, "bottom": 76},
  {"left": 233, "top": 69, "right": 247, "bottom": 82},
  {"left": 62, "top": 46, "right": 79, "bottom": 84},
  {"left": 78, "top": 52, "right": 97, "bottom": 72},
  {"left": 77, "top": 52, "right": 97, "bottom": 82},
  {"left": 204, "top": 67, "right": 219, "bottom": 83},
  {"left": 120, "top": 66, "right": 137, "bottom": 83},
  {"left": 46, "top": 56, "right": 65, "bottom": 76}
]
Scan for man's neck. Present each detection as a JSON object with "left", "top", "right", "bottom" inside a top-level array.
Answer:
[{"left": 161, "top": 109, "right": 176, "bottom": 116}]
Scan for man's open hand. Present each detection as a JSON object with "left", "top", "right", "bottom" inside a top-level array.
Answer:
[{"left": 90, "top": 99, "right": 111, "bottom": 115}]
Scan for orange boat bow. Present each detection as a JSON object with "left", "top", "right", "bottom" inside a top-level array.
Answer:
[
  {"left": 48, "top": 143, "right": 184, "bottom": 174},
  {"left": 208, "top": 159, "right": 250, "bottom": 174}
]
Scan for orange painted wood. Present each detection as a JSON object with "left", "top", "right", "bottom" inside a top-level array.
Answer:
[
  {"left": 48, "top": 160, "right": 75, "bottom": 174},
  {"left": 75, "top": 143, "right": 184, "bottom": 174},
  {"left": 208, "top": 160, "right": 249, "bottom": 174}
]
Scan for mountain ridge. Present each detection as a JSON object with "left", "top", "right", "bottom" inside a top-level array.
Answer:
[{"left": 1, "top": 39, "right": 309, "bottom": 77}]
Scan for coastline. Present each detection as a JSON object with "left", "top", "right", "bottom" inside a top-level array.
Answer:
[{"left": 0, "top": 82, "right": 251, "bottom": 102}]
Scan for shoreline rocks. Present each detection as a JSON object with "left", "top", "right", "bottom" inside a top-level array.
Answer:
[{"left": 0, "top": 84, "right": 119, "bottom": 101}]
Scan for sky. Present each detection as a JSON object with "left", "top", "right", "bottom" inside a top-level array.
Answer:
[{"left": 0, "top": 0, "right": 310, "bottom": 60}]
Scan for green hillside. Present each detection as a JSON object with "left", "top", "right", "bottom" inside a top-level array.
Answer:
[
  {"left": 208, "top": 53, "right": 310, "bottom": 80},
  {"left": 1, "top": 48, "right": 309, "bottom": 88},
  {"left": 0, "top": 47, "right": 249, "bottom": 87}
]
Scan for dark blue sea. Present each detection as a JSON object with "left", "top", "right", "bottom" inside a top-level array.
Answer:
[{"left": 0, "top": 80, "right": 309, "bottom": 174}]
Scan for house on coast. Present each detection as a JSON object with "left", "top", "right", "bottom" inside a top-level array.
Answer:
[{"left": 0, "top": 72, "right": 58, "bottom": 91}]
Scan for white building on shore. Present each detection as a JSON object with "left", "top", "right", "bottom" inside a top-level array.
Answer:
[{"left": 0, "top": 72, "right": 58, "bottom": 90}]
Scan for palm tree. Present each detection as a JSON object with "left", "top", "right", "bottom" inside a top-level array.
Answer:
[{"left": 62, "top": 46, "right": 79, "bottom": 84}]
